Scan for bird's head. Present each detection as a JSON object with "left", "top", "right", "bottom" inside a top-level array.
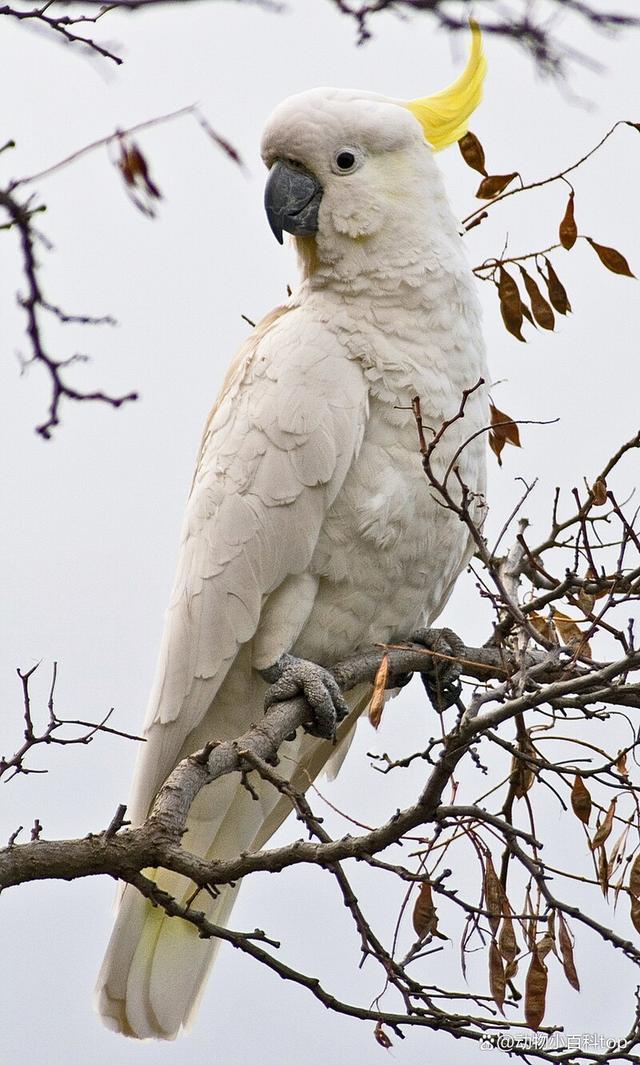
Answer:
[{"left": 260, "top": 24, "right": 486, "bottom": 282}]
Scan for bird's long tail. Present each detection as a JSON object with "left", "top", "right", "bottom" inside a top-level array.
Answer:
[{"left": 95, "top": 682, "right": 370, "bottom": 1039}]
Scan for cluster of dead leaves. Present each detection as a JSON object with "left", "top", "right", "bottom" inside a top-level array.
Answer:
[
  {"left": 570, "top": 770, "right": 640, "bottom": 927},
  {"left": 482, "top": 856, "right": 580, "bottom": 1030},
  {"left": 494, "top": 258, "right": 570, "bottom": 342},
  {"left": 459, "top": 130, "right": 635, "bottom": 343},
  {"left": 528, "top": 607, "right": 592, "bottom": 657},
  {"left": 528, "top": 549, "right": 612, "bottom": 656}
]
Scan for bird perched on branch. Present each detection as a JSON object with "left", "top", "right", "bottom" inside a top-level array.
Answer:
[{"left": 96, "top": 23, "right": 489, "bottom": 1039}]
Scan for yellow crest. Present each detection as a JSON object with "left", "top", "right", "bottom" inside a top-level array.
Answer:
[{"left": 404, "top": 21, "right": 486, "bottom": 151}]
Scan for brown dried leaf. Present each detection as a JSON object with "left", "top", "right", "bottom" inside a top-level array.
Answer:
[
  {"left": 591, "top": 798, "right": 617, "bottom": 851},
  {"left": 489, "top": 400, "right": 519, "bottom": 462},
  {"left": 476, "top": 172, "right": 518, "bottom": 199},
  {"left": 536, "top": 932, "right": 556, "bottom": 962},
  {"left": 513, "top": 266, "right": 553, "bottom": 328},
  {"left": 571, "top": 774, "right": 592, "bottom": 825},
  {"left": 412, "top": 882, "right": 438, "bottom": 938},
  {"left": 609, "top": 827, "right": 628, "bottom": 871},
  {"left": 511, "top": 734, "right": 536, "bottom": 800},
  {"left": 519, "top": 268, "right": 555, "bottom": 330},
  {"left": 539, "top": 257, "right": 572, "bottom": 315},
  {"left": 630, "top": 895, "right": 640, "bottom": 936},
  {"left": 525, "top": 950, "right": 548, "bottom": 1030},
  {"left": 490, "top": 401, "right": 521, "bottom": 449},
  {"left": 591, "top": 477, "right": 608, "bottom": 506},
  {"left": 497, "top": 267, "right": 525, "bottom": 342},
  {"left": 368, "top": 653, "right": 389, "bottom": 730},
  {"left": 458, "top": 130, "right": 487, "bottom": 175},
  {"left": 552, "top": 610, "right": 591, "bottom": 659},
  {"left": 629, "top": 854, "right": 640, "bottom": 897},
  {"left": 499, "top": 902, "right": 518, "bottom": 965},
  {"left": 489, "top": 400, "right": 521, "bottom": 466},
  {"left": 529, "top": 611, "right": 555, "bottom": 644},
  {"left": 587, "top": 237, "right": 635, "bottom": 277},
  {"left": 118, "top": 142, "right": 161, "bottom": 199},
  {"left": 520, "top": 301, "right": 535, "bottom": 326},
  {"left": 511, "top": 757, "right": 536, "bottom": 800},
  {"left": 616, "top": 751, "right": 629, "bottom": 778},
  {"left": 489, "top": 430, "right": 506, "bottom": 466},
  {"left": 613, "top": 870, "right": 627, "bottom": 908},
  {"left": 118, "top": 144, "right": 141, "bottom": 187},
  {"left": 504, "top": 959, "right": 519, "bottom": 981},
  {"left": 484, "top": 856, "right": 504, "bottom": 937},
  {"left": 374, "top": 1022, "right": 393, "bottom": 1049},
  {"left": 559, "top": 191, "right": 578, "bottom": 249},
  {"left": 558, "top": 914, "right": 580, "bottom": 991},
  {"left": 489, "top": 940, "right": 506, "bottom": 1012},
  {"left": 598, "top": 845, "right": 609, "bottom": 897}
]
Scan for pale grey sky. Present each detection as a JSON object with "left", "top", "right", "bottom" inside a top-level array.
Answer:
[{"left": 1, "top": 2, "right": 639, "bottom": 1062}]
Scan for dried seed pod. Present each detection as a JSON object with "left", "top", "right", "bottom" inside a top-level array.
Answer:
[
  {"left": 368, "top": 654, "right": 389, "bottom": 729},
  {"left": 489, "top": 940, "right": 506, "bottom": 1012},
  {"left": 497, "top": 267, "right": 525, "bottom": 342},
  {"left": 539, "top": 257, "right": 571, "bottom": 315},
  {"left": 525, "top": 950, "right": 548, "bottom": 1030},
  {"left": 458, "top": 130, "right": 487, "bottom": 175},
  {"left": 476, "top": 172, "right": 518, "bottom": 199},
  {"left": 412, "top": 882, "right": 439, "bottom": 938},
  {"left": 571, "top": 775, "right": 592, "bottom": 825},
  {"left": 587, "top": 237, "right": 635, "bottom": 277},
  {"left": 519, "top": 267, "right": 555, "bottom": 330},
  {"left": 558, "top": 914, "right": 580, "bottom": 992},
  {"left": 559, "top": 191, "right": 578, "bottom": 249}
]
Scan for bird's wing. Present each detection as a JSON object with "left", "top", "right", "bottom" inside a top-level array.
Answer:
[{"left": 128, "top": 304, "right": 368, "bottom": 824}]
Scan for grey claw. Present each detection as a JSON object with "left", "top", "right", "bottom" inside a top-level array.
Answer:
[
  {"left": 411, "top": 627, "right": 465, "bottom": 713},
  {"left": 261, "top": 655, "right": 348, "bottom": 741}
]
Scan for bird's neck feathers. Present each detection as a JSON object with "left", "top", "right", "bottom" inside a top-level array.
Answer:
[{"left": 293, "top": 147, "right": 467, "bottom": 300}]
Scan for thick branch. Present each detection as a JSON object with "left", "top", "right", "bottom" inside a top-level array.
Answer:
[{"left": 3, "top": 637, "right": 638, "bottom": 894}]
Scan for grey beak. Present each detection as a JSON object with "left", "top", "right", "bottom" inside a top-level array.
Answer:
[{"left": 264, "top": 159, "right": 323, "bottom": 245}]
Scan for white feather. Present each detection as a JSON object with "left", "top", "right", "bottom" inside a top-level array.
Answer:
[{"left": 96, "top": 84, "right": 488, "bottom": 1040}]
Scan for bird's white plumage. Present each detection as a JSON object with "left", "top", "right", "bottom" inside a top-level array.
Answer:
[{"left": 96, "top": 80, "right": 488, "bottom": 1040}]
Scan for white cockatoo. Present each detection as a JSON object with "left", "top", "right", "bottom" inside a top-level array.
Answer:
[{"left": 96, "top": 25, "right": 489, "bottom": 1039}]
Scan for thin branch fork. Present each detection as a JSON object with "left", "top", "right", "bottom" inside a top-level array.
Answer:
[
  {"left": 2, "top": 105, "right": 244, "bottom": 437},
  {"left": 1, "top": 661, "right": 144, "bottom": 781}
]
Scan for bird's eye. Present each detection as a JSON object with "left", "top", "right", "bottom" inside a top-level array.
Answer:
[{"left": 334, "top": 149, "right": 358, "bottom": 173}]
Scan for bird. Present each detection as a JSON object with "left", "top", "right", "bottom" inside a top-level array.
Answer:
[{"left": 96, "top": 23, "right": 489, "bottom": 1040}]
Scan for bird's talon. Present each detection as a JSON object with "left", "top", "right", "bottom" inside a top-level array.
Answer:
[
  {"left": 261, "top": 654, "right": 347, "bottom": 741},
  {"left": 410, "top": 626, "right": 465, "bottom": 713}
]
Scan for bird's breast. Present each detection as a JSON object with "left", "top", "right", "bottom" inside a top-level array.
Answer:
[{"left": 293, "top": 388, "right": 485, "bottom": 665}]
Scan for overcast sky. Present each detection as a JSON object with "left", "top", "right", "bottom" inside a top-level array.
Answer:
[{"left": 1, "top": 2, "right": 639, "bottom": 1062}]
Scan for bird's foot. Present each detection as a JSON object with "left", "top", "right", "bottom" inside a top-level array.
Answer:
[
  {"left": 410, "top": 627, "right": 465, "bottom": 713},
  {"left": 260, "top": 654, "right": 349, "bottom": 741}
]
